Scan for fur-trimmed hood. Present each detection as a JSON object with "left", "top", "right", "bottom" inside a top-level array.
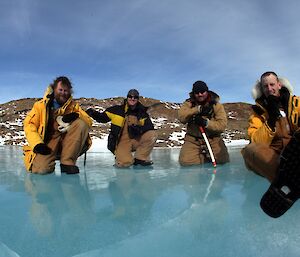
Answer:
[{"left": 251, "top": 77, "right": 293, "bottom": 100}]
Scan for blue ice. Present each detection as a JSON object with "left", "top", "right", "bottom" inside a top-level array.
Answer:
[{"left": 0, "top": 146, "right": 300, "bottom": 257}]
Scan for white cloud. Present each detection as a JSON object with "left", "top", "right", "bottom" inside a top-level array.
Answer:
[{"left": 1, "top": 0, "right": 300, "bottom": 103}]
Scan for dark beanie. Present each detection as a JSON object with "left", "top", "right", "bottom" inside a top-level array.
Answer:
[
  {"left": 192, "top": 81, "right": 208, "bottom": 94},
  {"left": 127, "top": 89, "right": 139, "bottom": 97}
]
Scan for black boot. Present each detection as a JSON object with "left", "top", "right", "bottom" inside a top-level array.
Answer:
[
  {"left": 260, "top": 133, "right": 300, "bottom": 218},
  {"left": 60, "top": 164, "right": 79, "bottom": 174},
  {"left": 133, "top": 158, "right": 153, "bottom": 166}
]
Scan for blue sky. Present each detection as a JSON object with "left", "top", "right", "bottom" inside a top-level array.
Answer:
[{"left": 1, "top": 0, "right": 300, "bottom": 104}]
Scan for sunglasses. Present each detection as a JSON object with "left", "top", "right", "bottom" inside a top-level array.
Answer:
[
  {"left": 127, "top": 95, "right": 139, "bottom": 99},
  {"left": 194, "top": 90, "right": 207, "bottom": 94}
]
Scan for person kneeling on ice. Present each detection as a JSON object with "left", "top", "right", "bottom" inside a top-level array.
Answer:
[
  {"left": 241, "top": 71, "right": 300, "bottom": 218},
  {"left": 86, "top": 89, "right": 157, "bottom": 167},
  {"left": 23, "top": 76, "right": 92, "bottom": 174},
  {"left": 178, "top": 80, "right": 229, "bottom": 166}
]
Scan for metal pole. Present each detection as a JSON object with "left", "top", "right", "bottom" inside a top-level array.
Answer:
[{"left": 199, "top": 126, "right": 217, "bottom": 168}]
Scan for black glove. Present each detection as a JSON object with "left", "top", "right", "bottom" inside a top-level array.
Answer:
[
  {"left": 62, "top": 112, "right": 79, "bottom": 123},
  {"left": 199, "top": 105, "right": 213, "bottom": 117},
  {"left": 279, "top": 87, "right": 290, "bottom": 107},
  {"left": 265, "top": 95, "right": 281, "bottom": 129},
  {"left": 294, "top": 131, "right": 300, "bottom": 140},
  {"left": 128, "top": 125, "right": 143, "bottom": 138},
  {"left": 193, "top": 114, "right": 208, "bottom": 127},
  {"left": 33, "top": 143, "right": 52, "bottom": 155},
  {"left": 86, "top": 108, "right": 98, "bottom": 119}
]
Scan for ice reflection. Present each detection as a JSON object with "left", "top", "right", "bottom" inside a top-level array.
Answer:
[
  {"left": 24, "top": 174, "right": 95, "bottom": 237},
  {"left": 0, "top": 147, "right": 300, "bottom": 257}
]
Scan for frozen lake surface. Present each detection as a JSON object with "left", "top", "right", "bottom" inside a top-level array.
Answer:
[{"left": 0, "top": 146, "right": 300, "bottom": 257}]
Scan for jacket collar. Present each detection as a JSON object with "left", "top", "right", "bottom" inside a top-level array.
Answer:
[
  {"left": 42, "top": 86, "right": 73, "bottom": 112},
  {"left": 43, "top": 86, "right": 54, "bottom": 100}
]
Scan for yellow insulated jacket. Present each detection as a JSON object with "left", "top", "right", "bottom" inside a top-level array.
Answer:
[
  {"left": 23, "top": 86, "right": 93, "bottom": 171},
  {"left": 248, "top": 81, "right": 300, "bottom": 145}
]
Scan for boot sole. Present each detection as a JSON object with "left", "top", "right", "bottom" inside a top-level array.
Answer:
[{"left": 260, "top": 135, "right": 300, "bottom": 218}]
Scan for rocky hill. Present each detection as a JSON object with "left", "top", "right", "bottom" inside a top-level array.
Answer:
[{"left": 0, "top": 97, "right": 252, "bottom": 147}]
